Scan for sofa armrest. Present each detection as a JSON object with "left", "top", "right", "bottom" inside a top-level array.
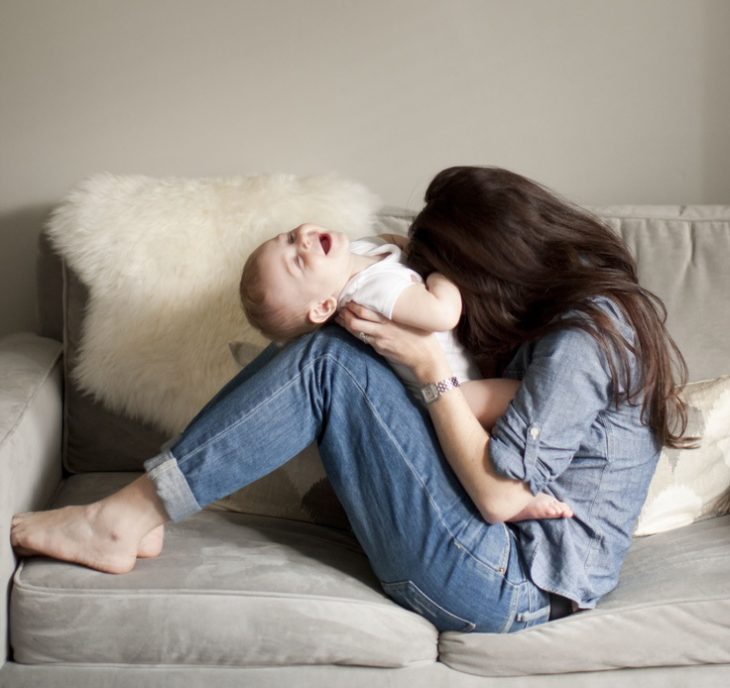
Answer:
[{"left": 0, "top": 332, "right": 63, "bottom": 666}]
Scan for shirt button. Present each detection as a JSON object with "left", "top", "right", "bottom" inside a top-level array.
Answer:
[{"left": 529, "top": 425, "right": 540, "bottom": 440}]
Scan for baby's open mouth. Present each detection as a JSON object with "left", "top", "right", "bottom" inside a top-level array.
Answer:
[{"left": 319, "top": 234, "right": 331, "bottom": 254}]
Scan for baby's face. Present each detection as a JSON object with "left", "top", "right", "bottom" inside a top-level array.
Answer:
[{"left": 254, "top": 223, "right": 353, "bottom": 317}]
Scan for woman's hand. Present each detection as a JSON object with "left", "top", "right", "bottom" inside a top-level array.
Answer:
[{"left": 336, "top": 302, "right": 449, "bottom": 383}]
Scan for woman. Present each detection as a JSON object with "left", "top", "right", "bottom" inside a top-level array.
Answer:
[{"left": 11, "top": 166, "right": 691, "bottom": 633}]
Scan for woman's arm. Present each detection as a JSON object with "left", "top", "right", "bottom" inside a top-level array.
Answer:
[
  {"left": 406, "top": 346, "right": 536, "bottom": 524},
  {"left": 337, "top": 304, "right": 536, "bottom": 523}
]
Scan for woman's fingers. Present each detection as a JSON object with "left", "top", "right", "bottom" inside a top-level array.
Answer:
[
  {"left": 336, "top": 302, "right": 444, "bottom": 372},
  {"left": 343, "top": 302, "right": 385, "bottom": 323},
  {"left": 336, "top": 302, "right": 383, "bottom": 338},
  {"left": 337, "top": 314, "right": 376, "bottom": 341}
]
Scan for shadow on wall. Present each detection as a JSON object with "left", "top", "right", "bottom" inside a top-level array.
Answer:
[{"left": 0, "top": 204, "right": 56, "bottom": 339}]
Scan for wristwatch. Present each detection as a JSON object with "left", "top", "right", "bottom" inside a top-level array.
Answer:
[{"left": 419, "top": 376, "right": 460, "bottom": 405}]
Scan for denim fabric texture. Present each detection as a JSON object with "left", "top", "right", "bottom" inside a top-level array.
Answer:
[
  {"left": 145, "top": 327, "right": 552, "bottom": 633},
  {"left": 145, "top": 295, "right": 657, "bottom": 630},
  {"left": 491, "top": 298, "right": 661, "bottom": 608}
]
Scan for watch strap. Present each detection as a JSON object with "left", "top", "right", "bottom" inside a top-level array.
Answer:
[{"left": 420, "top": 376, "right": 460, "bottom": 404}]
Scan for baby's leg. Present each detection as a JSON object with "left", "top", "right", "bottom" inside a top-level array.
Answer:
[
  {"left": 508, "top": 493, "right": 574, "bottom": 522},
  {"left": 458, "top": 380, "right": 572, "bottom": 522},
  {"left": 460, "top": 378, "right": 520, "bottom": 430}
]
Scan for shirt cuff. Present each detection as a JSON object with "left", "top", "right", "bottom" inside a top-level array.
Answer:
[{"left": 490, "top": 407, "right": 551, "bottom": 495}]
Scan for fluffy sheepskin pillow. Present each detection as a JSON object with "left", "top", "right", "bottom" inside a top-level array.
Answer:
[
  {"left": 47, "top": 172, "right": 379, "bottom": 435},
  {"left": 46, "top": 173, "right": 379, "bottom": 525},
  {"left": 635, "top": 376, "right": 730, "bottom": 536}
]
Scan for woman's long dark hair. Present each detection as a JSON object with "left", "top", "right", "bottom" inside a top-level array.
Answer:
[{"left": 407, "top": 166, "right": 692, "bottom": 449}]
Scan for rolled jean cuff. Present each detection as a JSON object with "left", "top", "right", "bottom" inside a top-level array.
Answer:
[{"left": 144, "top": 451, "right": 201, "bottom": 522}]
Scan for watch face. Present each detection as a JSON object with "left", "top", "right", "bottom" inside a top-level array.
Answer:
[{"left": 421, "top": 383, "right": 439, "bottom": 403}]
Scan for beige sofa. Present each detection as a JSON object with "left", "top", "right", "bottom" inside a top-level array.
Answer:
[{"left": 1, "top": 200, "right": 730, "bottom": 687}]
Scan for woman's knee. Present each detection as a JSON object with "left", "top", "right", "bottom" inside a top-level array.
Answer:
[
  {"left": 304, "top": 324, "right": 363, "bottom": 354},
  {"left": 296, "top": 325, "right": 389, "bottom": 373}
]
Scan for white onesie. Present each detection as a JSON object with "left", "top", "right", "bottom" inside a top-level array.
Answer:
[{"left": 337, "top": 236, "right": 480, "bottom": 397}]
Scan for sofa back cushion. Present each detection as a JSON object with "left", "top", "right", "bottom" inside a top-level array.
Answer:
[
  {"left": 38, "top": 197, "right": 730, "bottom": 526},
  {"left": 596, "top": 205, "right": 730, "bottom": 383}
]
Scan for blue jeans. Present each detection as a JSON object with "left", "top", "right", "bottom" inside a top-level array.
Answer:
[{"left": 144, "top": 326, "right": 551, "bottom": 633}]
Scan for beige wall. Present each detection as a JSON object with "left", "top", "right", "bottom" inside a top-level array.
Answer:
[{"left": 1, "top": 0, "right": 728, "bottom": 336}]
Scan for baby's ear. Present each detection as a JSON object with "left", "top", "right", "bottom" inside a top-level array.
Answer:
[{"left": 307, "top": 297, "right": 338, "bottom": 325}]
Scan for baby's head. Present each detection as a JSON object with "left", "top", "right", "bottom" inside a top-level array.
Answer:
[{"left": 240, "top": 223, "right": 352, "bottom": 342}]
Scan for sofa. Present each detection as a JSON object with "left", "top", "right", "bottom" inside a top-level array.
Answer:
[{"left": 1, "top": 176, "right": 729, "bottom": 687}]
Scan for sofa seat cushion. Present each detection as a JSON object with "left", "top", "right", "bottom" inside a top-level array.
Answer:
[
  {"left": 10, "top": 473, "right": 437, "bottom": 668},
  {"left": 439, "top": 515, "right": 730, "bottom": 676}
]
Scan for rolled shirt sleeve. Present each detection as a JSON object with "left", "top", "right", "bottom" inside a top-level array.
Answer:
[{"left": 489, "top": 326, "right": 612, "bottom": 495}]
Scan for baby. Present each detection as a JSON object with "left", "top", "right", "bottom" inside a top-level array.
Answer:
[{"left": 239, "top": 223, "right": 572, "bottom": 522}]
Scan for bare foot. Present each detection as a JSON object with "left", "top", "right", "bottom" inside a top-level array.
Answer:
[
  {"left": 11, "top": 476, "right": 169, "bottom": 573},
  {"left": 137, "top": 525, "right": 165, "bottom": 558},
  {"left": 11, "top": 503, "right": 141, "bottom": 574},
  {"left": 508, "top": 493, "right": 574, "bottom": 522}
]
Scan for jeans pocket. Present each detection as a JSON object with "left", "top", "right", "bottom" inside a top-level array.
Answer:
[
  {"left": 453, "top": 516, "right": 511, "bottom": 577},
  {"left": 382, "top": 580, "right": 476, "bottom": 632}
]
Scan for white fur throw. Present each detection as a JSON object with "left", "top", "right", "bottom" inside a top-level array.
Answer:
[{"left": 47, "top": 173, "right": 380, "bottom": 435}]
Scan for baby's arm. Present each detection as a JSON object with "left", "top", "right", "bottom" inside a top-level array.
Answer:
[
  {"left": 377, "top": 233, "right": 409, "bottom": 250},
  {"left": 390, "top": 273, "right": 462, "bottom": 332}
]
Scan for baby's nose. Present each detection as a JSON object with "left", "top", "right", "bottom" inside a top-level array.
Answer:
[{"left": 296, "top": 225, "right": 314, "bottom": 249}]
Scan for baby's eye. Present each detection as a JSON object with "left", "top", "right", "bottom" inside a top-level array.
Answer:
[{"left": 287, "top": 232, "right": 295, "bottom": 244}]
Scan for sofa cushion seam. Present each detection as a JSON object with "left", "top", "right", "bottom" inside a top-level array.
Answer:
[
  {"left": 15, "top": 582, "right": 729, "bottom": 612},
  {"left": 11, "top": 581, "right": 413, "bottom": 608}
]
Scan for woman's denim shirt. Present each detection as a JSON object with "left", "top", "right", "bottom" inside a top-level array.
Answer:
[{"left": 489, "top": 298, "right": 661, "bottom": 608}]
